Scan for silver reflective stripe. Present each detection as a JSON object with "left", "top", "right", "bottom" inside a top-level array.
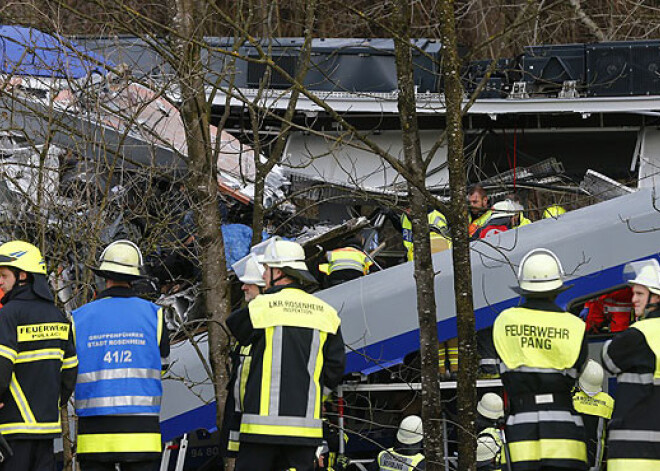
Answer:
[
  {"left": 241, "top": 413, "right": 322, "bottom": 429},
  {"left": 234, "top": 357, "right": 243, "bottom": 413},
  {"left": 618, "top": 372, "right": 654, "bottom": 384},
  {"left": 479, "top": 359, "right": 498, "bottom": 365},
  {"left": 269, "top": 326, "right": 283, "bottom": 416},
  {"left": 229, "top": 431, "right": 240, "bottom": 441},
  {"left": 609, "top": 430, "right": 660, "bottom": 443},
  {"left": 331, "top": 260, "right": 365, "bottom": 272},
  {"left": 76, "top": 395, "right": 161, "bottom": 409},
  {"left": 507, "top": 410, "right": 583, "bottom": 426},
  {"left": 306, "top": 330, "right": 321, "bottom": 419},
  {"left": 594, "top": 417, "right": 604, "bottom": 469},
  {"left": 500, "top": 364, "right": 578, "bottom": 378},
  {"left": 0, "top": 423, "right": 60, "bottom": 433},
  {"left": 77, "top": 368, "right": 161, "bottom": 383},
  {"left": 602, "top": 339, "right": 621, "bottom": 374}
]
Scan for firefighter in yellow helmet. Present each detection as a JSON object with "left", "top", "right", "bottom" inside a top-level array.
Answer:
[
  {"left": 226, "top": 239, "right": 345, "bottom": 471},
  {"left": 602, "top": 258, "right": 660, "bottom": 470},
  {"left": 543, "top": 205, "right": 566, "bottom": 219},
  {"left": 493, "top": 248, "right": 588, "bottom": 470},
  {"left": 73, "top": 240, "right": 169, "bottom": 470},
  {"left": 0, "top": 241, "right": 77, "bottom": 471}
]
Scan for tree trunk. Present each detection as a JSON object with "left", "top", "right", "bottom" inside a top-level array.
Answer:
[
  {"left": 393, "top": 1, "right": 444, "bottom": 469},
  {"left": 438, "top": 1, "right": 478, "bottom": 470},
  {"left": 172, "top": 0, "right": 233, "bottom": 444}
]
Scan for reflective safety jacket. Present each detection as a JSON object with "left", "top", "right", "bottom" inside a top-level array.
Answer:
[
  {"left": 493, "top": 299, "right": 588, "bottom": 470},
  {"left": 585, "top": 287, "right": 633, "bottom": 333},
  {"left": 376, "top": 448, "right": 425, "bottom": 471},
  {"left": 572, "top": 390, "right": 613, "bottom": 470},
  {"left": 226, "top": 284, "right": 345, "bottom": 447},
  {"left": 469, "top": 210, "right": 492, "bottom": 237},
  {"left": 0, "top": 283, "right": 77, "bottom": 439},
  {"left": 318, "top": 247, "right": 372, "bottom": 276},
  {"left": 402, "top": 211, "right": 450, "bottom": 261},
  {"left": 72, "top": 286, "right": 169, "bottom": 462},
  {"left": 220, "top": 337, "right": 252, "bottom": 456},
  {"left": 476, "top": 427, "right": 504, "bottom": 470},
  {"left": 602, "top": 308, "right": 660, "bottom": 471}
]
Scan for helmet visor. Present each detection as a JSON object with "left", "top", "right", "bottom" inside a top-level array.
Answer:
[
  {"left": 250, "top": 236, "right": 280, "bottom": 263},
  {"left": 231, "top": 253, "right": 265, "bottom": 286}
]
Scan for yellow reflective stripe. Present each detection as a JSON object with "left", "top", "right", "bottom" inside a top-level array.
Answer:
[
  {"left": 260, "top": 327, "right": 274, "bottom": 416},
  {"left": 227, "top": 440, "right": 240, "bottom": 451},
  {"left": 61, "top": 355, "right": 79, "bottom": 369},
  {"left": 157, "top": 308, "right": 163, "bottom": 347},
  {"left": 15, "top": 348, "right": 64, "bottom": 363},
  {"left": 313, "top": 332, "right": 327, "bottom": 420},
  {"left": 0, "top": 422, "right": 61, "bottom": 435},
  {"left": 9, "top": 375, "right": 36, "bottom": 423},
  {"left": 509, "top": 439, "right": 586, "bottom": 462},
  {"left": 240, "top": 422, "right": 323, "bottom": 438},
  {"left": 77, "top": 433, "right": 162, "bottom": 454},
  {"left": 17, "top": 323, "right": 69, "bottom": 342},
  {"left": 240, "top": 355, "right": 251, "bottom": 407},
  {"left": 0, "top": 345, "right": 17, "bottom": 363},
  {"left": 608, "top": 459, "right": 660, "bottom": 471}
]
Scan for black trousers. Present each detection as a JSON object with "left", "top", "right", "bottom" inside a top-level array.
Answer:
[
  {"left": 235, "top": 442, "right": 316, "bottom": 471},
  {"left": 78, "top": 459, "right": 160, "bottom": 471},
  {"left": 0, "top": 439, "right": 55, "bottom": 471}
]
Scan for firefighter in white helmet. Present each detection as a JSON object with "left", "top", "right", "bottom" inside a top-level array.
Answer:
[
  {"left": 226, "top": 239, "right": 345, "bottom": 471},
  {"left": 220, "top": 251, "right": 267, "bottom": 458},
  {"left": 476, "top": 393, "right": 505, "bottom": 470},
  {"left": 572, "top": 360, "right": 613, "bottom": 471},
  {"left": 73, "top": 240, "right": 169, "bottom": 470},
  {"left": 602, "top": 258, "right": 660, "bottom": 470},
  {"left": 493, "top": 248, "right": 588, "bottom": 470},
  {"left": 367, "top": 415, "right": 425, "bottom": 470}
]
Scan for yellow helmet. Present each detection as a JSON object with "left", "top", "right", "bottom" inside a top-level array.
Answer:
[
  {"left": 543, "top": 205, "right": 566, "bottom": 219},
  {"left": 93, "top": 240, "right": 144, "bottom": 281},
  {"left": 0, "top": 240, "right": 47, "bottom": 275}
]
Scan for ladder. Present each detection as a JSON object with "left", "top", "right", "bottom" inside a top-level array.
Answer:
[{"left": 160, "top": 434, "right": 189, "bottom": 471}]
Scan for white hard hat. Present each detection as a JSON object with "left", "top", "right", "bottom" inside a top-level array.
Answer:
[
  {"left": 477, "top": 393, "right": 504, "bottom": 420},
  {"left": 261, "top": 239, "right": 317, "bottom": 285},
  {"left": 579, "top": 360, "right": 604, "bottom": 396},
  {"left": 250, "top": 236, "right": 281, "bottom": 263},
  {"left": 397, "top": 415, "right": 423, "bottom": 445},
  {"left": 93, "top": 240, "right": 144, "bottom": 281},
  {"left": 491, "top": 200, "right": 519, "bottom": 217},
  {"left": 625, "top": 259, "right": 660, "bottom": 296},
  {"left": 476, "top": 435, "right": 500, "bottom": 462},
  {"left": 518, "top": 248, "right": 565, "bottom": 293},
  {"left": 231, "top": 253, "right": 265, "bottom": 287}
]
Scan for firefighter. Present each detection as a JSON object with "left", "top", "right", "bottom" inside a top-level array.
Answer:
[
  {"left": 542, "top": 205, "right": 566, "bottom": 219},
  {"left": 368, "top": 415, "right": 425, "bottom": 470},
  {"left": 220, "top": 252, "right": 266, "bottom": 458},
  {"left": 476, "top": 393, "right": 505, "bottom": 471},
  {"left": 472, "top": 200, "right": 519, "bottom": 240},
  {"left": 468, "top": 184, "right": 491, "bottom": 237},
  {"left": 601, "top": 258, "right": 660, "bottom": 470},
  {"left": 319, "top": 237, "right": 372, "bottom": 287},
  {"left": 0, "top": 240, "right": 77, "bottom": 470},
  {"left": 226, "top": 239, "right": 345, "bottom": 471},
  {"left": 572, "top": 360, "right": 613, "bottom": 471},
  {"left": 493, "top": 248, "right": 588, "bottom": 470},
  {"left": 73, "top": 240, "right": 170, "bottom": 471}
]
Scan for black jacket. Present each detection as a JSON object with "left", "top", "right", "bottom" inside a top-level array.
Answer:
[{"left": 0, "top": 282, "right": 77, "bottom": 439}]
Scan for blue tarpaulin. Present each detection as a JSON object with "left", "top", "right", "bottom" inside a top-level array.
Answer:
[{"left": 0, "top": 25, "right": 110, "bottom": 79}]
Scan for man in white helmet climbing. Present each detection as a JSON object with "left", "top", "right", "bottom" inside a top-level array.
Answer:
[
  {"left": 601, "top": 258, "right": 660, "bottom": 470},
  {"left": 73, "top": 240, "right": 170, "bottom": 471},
  {"left": 493, "top": 248, "right": 588, "bottom": 471},
  {"left": 476, "top": 393, "right": 505, "bottom": 471},
  {"left": 226, "top": 239, "right": 345, "bottom": 471},
  {"left": 367, "top": 415, "right": 425, "bottom": 470},
  {"left": 572, "top": 360, "right": 613, "bottom": 471}
]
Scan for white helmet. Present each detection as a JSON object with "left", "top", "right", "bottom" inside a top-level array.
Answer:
[
  {"left": 397, "top": 415, "right": 423, "bottom": 445},
  {"left": 579, "top": 360, "right": 604, "bottom": 396},
  {"left": 476, "top": 435, "right": 500, "bottom": 463},
  {"left": 250, "top": 236, "right": 281, "bottom": 263},
  {"left": 93, "top": 240, "right": 144, "bottom": 281},
  {"left": 626, "top": 259, "right": 660, "bottom": 296},
  {"left": 477, "top": 393, "right": 504, "bottom": 420},
  {"left": 231, "top": 253, "right": 265, "bottom": 287},
  {"left": 518, "top": 248, "right": 565, "bottom": 293},
  {"left": 261, "top": 239, "right": 316, "bottom": 285},
  {"left": 491, "top": 200, "right": 519, "bottom": 217}
]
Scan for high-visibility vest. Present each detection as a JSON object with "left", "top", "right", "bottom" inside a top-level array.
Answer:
[
  {"left": 73, "top": 297, "right": 164, "bottom": 417},
  {"left": 469, "top": 210, "right": 492, "bottom": 237},
  {"left": 319, "top": 247, "right": 372, "bottom": 275},
  {"left": 376, "top": 448, "right": 425, "bottom": 471},
  {"left": 493, "top": 307, "right": 586, "bottom": 375},
  {"left": 518, "top": 215, "right": 532, "bottom": 226},
  {"left": 240, "top": 288, "right": 341, "bottom": 445},
  {"left": 572, "top": 390, "right": 613, "bottom": 470},
  {"left": 402, "top": 210, "right": 449, "bottom": 261}
]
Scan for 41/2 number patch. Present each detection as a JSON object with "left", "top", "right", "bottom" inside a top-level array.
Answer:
[{"left": 103, "top": 350, "right": 132, "bottom": 364}]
